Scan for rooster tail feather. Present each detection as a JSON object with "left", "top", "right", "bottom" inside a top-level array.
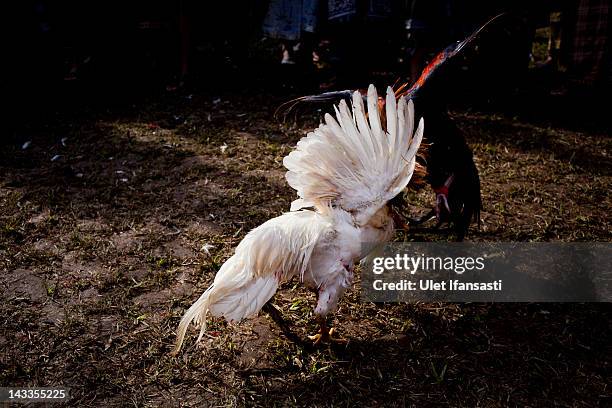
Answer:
[
  {"left": 173, "top": 285, "right": 214, "bottom": 354},
  {"left": 172, "top": 256, "right": 281, "bottom": 353},
  {"left": 275, "top": 90, "right": 354, "bottom": 118}
]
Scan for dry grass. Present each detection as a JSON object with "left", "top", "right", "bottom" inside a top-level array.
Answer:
[{"left": 1, "top": 91, "right": 610, "bottom": 407}]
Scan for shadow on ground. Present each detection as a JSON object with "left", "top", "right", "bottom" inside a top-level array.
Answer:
[{"left": 1, "top": 89, "right": 610, "bottom": 406}]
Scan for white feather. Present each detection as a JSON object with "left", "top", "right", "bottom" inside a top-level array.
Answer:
[
  {"left": 174, "top": 211, "right": 332, "bottom": 352},
  {"left": 283, "top": 84, "right": 424, "bottom": 225},
  {"left": 175, "top": 84, "right": 424, "bottom": 352}
]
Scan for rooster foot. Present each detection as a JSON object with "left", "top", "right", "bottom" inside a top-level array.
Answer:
[
  {"left": 308, "top": 327, "right": 347, "bottom": 345},
  {"left": 409, "top": 208, "right": 436, "bottom": 226}
]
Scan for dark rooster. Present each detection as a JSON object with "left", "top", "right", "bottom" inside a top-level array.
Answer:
[{"left": 279, "top": 14, "right": 503, "bottom": 240}]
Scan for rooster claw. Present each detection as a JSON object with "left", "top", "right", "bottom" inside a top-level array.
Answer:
[
  {"left": 308, "top": 327, "right": 347, "bottom": 345},
  {"left": 408, "top": 208, "right": 436, "bottom": 226}
]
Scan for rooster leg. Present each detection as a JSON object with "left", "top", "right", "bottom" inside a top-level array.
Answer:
[
  {"left": 308, "top": 315, "right": 347, "bottom": 345},
  {"left": 309, "top": 265, "right": 351, "bottom": 345}
]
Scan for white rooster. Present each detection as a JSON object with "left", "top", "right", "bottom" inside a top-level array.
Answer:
[{"left": 173, "top": 85, "right": 423, "bottom": 352}]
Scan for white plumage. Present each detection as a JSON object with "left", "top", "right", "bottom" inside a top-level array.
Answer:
[{"left": 174, "top": 85, "right": 423, "bottom": 352}]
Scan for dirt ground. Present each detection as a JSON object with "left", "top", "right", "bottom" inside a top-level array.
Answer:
[{"left": 1, "top": 89, "right": 611, "bottom": 407}]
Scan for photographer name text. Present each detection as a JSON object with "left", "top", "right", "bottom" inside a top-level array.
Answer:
[{"left": 372, "top": 279, "right": 503, "bottom": 291}]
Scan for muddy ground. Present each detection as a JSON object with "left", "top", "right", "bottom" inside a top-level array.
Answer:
[{"left": 1, "top": 89, "right": 611, "bottom": 407}]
